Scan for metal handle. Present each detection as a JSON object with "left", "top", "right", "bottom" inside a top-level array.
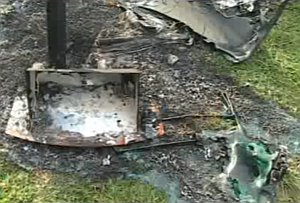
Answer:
[{"left": 47, "top": 0, "right": 66, "bottom": 68}]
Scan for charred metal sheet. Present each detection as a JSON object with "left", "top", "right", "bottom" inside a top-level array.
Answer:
[
  {"left": 86, "top": 35, "right": 190, "bottom": 69},
  {"left": 120, "top": 0, "right": 289, "bottom": 62},
  {"left": 5, "top": 67, "right": 144, "bottom": 147}
]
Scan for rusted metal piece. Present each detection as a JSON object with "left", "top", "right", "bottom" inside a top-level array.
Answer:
[
  {"left": 114, "top": 139, "right": 197, "bottom": 153},
  {"left": 161, "top": 114, "right": 235, "bottom": 121},
  {"left": 5, "top": 66, "right": 143, "bottom": 147}
]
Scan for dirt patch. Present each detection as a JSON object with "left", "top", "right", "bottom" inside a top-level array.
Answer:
[{"left": 0, "top": 1, "right": 299, "bottom": 203}]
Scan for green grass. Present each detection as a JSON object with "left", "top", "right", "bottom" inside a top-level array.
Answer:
[
  {"left": 0, "top": 155, "right": 167, "bottom": 203},
  {"left": 278, "top": 157, "right": 300, "bottom": 203},
  {"left": 0, "top": 5, "right": 14, "bottom": 15},
  {"left": 217, "top": 3, "right": 300, "bottom": 117}
]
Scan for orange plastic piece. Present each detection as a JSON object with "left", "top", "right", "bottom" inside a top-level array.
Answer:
[{"left": 157, "top": 122, "right": 165, "bottom": 136}]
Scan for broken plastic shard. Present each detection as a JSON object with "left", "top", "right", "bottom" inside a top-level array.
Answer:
[
  {"left": 120, "top": 0, "right": 289, "bottom": 62},
  {"left": 5, "top": 96, "right": 31, "bottom": 138},
  {"left": 167, "top": 54, "right": 179, "bottom": 65},
  {"left": 102, "top": 155, "right": 111, "bottom": 166}
]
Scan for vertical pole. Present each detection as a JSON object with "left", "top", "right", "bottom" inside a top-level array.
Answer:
[{"left": 47, "top": 0, "right": 66, "bottom": 68}]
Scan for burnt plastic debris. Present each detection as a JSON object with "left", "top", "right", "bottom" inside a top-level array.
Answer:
[
  {"left": 219, "top": 92, "right": 287, "bottom": 203},
  {"left": 227, "top": 139, "right": 279, "bottom": 203}
]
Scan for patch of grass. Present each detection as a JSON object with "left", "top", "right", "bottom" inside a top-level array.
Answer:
[
  {"left": 0, "top": 5, "right": 14, "bottom": 15},
  {"left": 0, "top": 154, "right": 167, "bottom": 203},
  {"left": 217, "top": 3, "right": 300, "bottom": 117},
  {"left": 202, "top": 117, "right": 235, "bottom": 131},
  {"left": 278, "top": 157, "right": 300, "bottom": 203}
]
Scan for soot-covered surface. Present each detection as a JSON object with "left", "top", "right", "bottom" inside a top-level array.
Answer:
[
  {"left": 5, "top": 69, "right": 141, "bottom": 147},
  {"left": 0, "top": 1, "right": 300, "bottom": 203}
]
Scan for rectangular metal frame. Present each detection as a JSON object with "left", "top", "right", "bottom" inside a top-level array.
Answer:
[{"left": 5, "top": 68, "right": 143, "bottom": 147}]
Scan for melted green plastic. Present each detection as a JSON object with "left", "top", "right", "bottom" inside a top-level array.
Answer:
[{"left": 228, "top": 139, "right": 278, "bottom": 203}]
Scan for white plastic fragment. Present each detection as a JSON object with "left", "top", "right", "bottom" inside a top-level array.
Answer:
[
  {"left": 167, "top": 54, "right": 179, "bottom": 65},
  {"left": 102, "top": 155, "right": 111, "bottom": 166},
  {"left": 5, "top": 95, "right": 31, "bottom": 137},
  {"left": 126, "top": 9, "right": 166, "bottom": 32},
  {"left": 31, "top": 62, "right": 46, "bottom": 70},
  {"left": 214, "top": 0, "right": 257, "bottom": 12}
]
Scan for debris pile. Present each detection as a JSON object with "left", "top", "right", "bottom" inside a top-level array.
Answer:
[
  {"left": 118, "top": 0, "right": 289, "bottom": 62},
  {"left": 0, "top": 1, "right": 296, "bottom": 203}
]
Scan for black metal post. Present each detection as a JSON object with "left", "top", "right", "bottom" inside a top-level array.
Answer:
[{"left": 47, "top": 0, "right": 66, "bottom": 68}]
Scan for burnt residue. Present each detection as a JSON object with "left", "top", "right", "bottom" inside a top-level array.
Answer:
[
  {"left": 121, "top": 73, "right": 136, "bottom": 97},
  {"left": 19, "top": 70, "right": 141, "bottom": 146},
  {"left": 1, "top": 1, "right": 299, "bottom": 203}
]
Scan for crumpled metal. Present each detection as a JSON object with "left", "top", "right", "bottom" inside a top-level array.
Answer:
[{"left": 119, "top": 0, "right": 289, "bottom": 62}]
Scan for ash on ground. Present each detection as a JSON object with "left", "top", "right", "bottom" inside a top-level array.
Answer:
[{"left": 0, "top": 1, "right": 299, "bottom": 203}]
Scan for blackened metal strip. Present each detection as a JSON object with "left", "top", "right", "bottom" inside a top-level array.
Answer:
[{"left": 47, "top": 0, "right": 66, "bottom": 68}]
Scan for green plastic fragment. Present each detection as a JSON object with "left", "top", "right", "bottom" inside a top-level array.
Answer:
[{"left": 228, "top": 139, "right": 278, "bottom": 203}]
